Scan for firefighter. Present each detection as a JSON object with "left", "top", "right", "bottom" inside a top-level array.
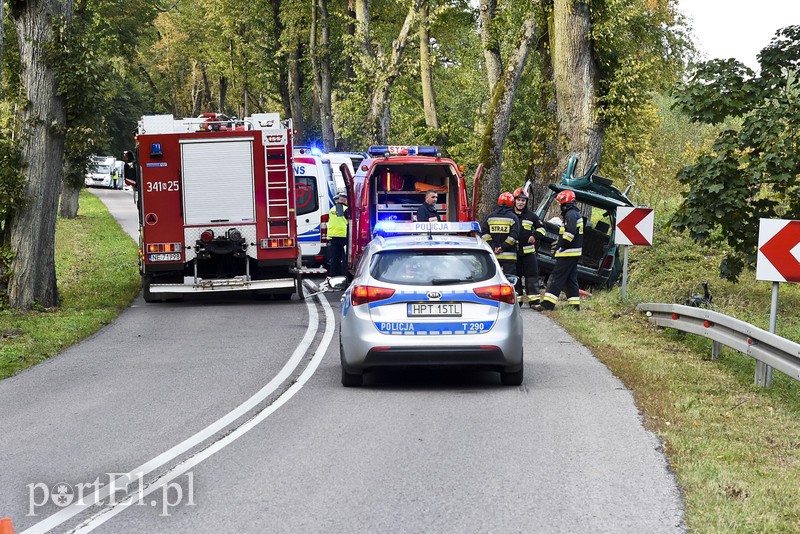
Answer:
[
  {"left": 535, "top": 189, "right": 583, "bottom": 311},
  {"left": 327, "top": 193, "right": 349, "bottom": 276},
  {"left": 481, "top": 192, "right": 520, "bottom": 276},
  {"left": 512, "top": 187, "right": 546, "bottom": 307}
]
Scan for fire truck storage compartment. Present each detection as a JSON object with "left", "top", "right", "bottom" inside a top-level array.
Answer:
[
  {"left": 180, "top": 138, "right": 256, "bottom": 226},
  {"left": 371, "top": 163, "right": 457, "bottom": 224}
]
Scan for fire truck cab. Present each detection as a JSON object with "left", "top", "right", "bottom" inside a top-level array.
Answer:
[
  {"left": 340, "top": 145, "right": 482, "bottom": 274},
  {"left": 133, "top": 113, "right": 310, "bottom": 302}
]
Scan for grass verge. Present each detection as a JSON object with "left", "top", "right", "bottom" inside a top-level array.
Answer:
[
  {"left": 551, "top": 225, "right": 800, "bottom": 532},
  {"left": 0, "top": 190, "right": 140, "bottom": 379}
]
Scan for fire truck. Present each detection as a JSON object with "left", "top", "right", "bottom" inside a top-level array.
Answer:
[
  {"left": 339, "top": 145, "right": 483, "bottom": 274},
  {"left": 132, "top": 113, "right": 314, "bottom": 302}
]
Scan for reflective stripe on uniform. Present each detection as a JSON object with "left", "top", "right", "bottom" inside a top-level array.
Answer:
[
  {"left": 536, "top": 227, "right": 546, "bottom": 236},
  {"left": 555, "top": 248, "right": 582, "bottom": 257},
  {"left": 496, "top": 251, "right": 516, "bottom": 261},
  {"left": 487, "top": 216, "right": 516, "bottom": 233},
  {"left": 504, "top": 236, "right": 517, "bottom": 246},
  {"left": 482, "top": 234, "right": 492, "bottom": 242},
  {"left": 567, "top": 297, "right": 580, "bottom": 305},
  {"left": 542, "top": 293, "right": 558, "bottom": 305},
  {"left": 521, "top": 244, "right": 536, "bottom": 254},
  {"left": 562, "top": 231, "right": 575, "bottom": 242},
  {"left": 521, "top": 220, "right": 533, "bottom": 230}
]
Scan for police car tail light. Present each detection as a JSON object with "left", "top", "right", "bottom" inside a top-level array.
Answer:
[
  {"left": 352, "top": 285, "right": 395, "bottom": 306},
  {"left": 473, "top": 284, "right": 516, "bottom": 304}
]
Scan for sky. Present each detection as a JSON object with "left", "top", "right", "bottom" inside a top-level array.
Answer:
[{"left": 676, "top": 0, "right": 800, "bottom": 70}]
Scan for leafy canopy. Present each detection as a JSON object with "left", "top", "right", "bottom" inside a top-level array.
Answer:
[{"left": 671, "top": 25, "right": 800, "bottom": 281}]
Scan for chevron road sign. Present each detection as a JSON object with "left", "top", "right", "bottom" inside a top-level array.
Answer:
[
  {"left": 757, "top": 219, "right": 800, "bottom": 283},
  {"left": 615, "top": 207, "right": 654, "bottom": 246}
]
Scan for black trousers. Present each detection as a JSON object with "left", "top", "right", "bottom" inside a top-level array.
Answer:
[
  {"left": 328, "top": 236, "right": 347, "bottom": 276},
  {"left": 516, "top": 252, "right": 540, "bottom": 297},
  {"left": 541, "top": 256, "right": 580, "bottom": 310},
  {"left": 499, "top": 260, "right": 517, "bottom": 277}
]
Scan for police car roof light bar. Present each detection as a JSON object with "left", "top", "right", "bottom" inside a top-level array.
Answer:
[{"left": 373, "top": 221, "right": 480, "bottom": 238}]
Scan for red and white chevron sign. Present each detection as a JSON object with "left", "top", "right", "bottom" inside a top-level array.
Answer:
[
  {"left": 615, "top": 207, "right": 654, "bottom": 246},
  {"left": 757, "top": 218, "right": 800, "bottom": 283}
]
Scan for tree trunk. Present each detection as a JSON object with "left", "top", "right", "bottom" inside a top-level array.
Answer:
[
  {"left": 419, "top": 2, "right": 439, "bottom": 131},
  {"left": 0, "top": 0, "right": 4, "bottom": 94},
  {"left": 552, "top": 0, "right": 605, "bottom": 175},
  {"left": 9, "top": 0, "right": 73, "bottom": 309},
  {"left": 288, "top": 43, "right": 305, "bottom": 143},
  {"left": 59, "top": 180, "right": 80, "bottom": 219},
  {"left": 317, "top": 0, "right": 334, "bottom": 150},
  {"left": 476, "top": 18, "right": 537, "bottom": 224},
  {"left": 367, "top": 0, "right": 421, "bottom": 143},
  {"left": 479, "top": 0, "right": 502, "bottom": 93},
  {"left": 219, "top": 76, "right": 228, "bottom": 114}
]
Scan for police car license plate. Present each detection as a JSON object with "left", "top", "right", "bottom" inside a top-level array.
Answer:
[
  {"left": 407, "top": 302, "right": 462, "bottom": 317},
  {"left": 148, "top": 253, "right": 181, "bottom": 262}
]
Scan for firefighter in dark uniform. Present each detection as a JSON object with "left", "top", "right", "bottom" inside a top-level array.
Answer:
[
  {"left": 512, "top": 187, "right": 546, "bottom": 307},
  {"left": 535, "top": 189, "right": 583, "bottom": 311},
  {"left": 481, "top": 192, "right": 520, "bottom": 277}
]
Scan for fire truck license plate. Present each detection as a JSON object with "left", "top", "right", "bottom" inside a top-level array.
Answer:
[
  {"left": 407, "top": 303, "right": 462, "bottom": 317},
  {"left": 148, "top": 253, "right": 181, "bottom": 262}
]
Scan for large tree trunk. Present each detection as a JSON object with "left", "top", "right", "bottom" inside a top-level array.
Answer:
[
  {"left": 219, "top": 76, "right": 228, "bottom": 114},
  {"left": 476, "top": 18, "right": 537, "bottom": 224},
  {"left": 9, "top": 0, "right": 73, "bottom": 309},
  {"left": 419, "top": 2, "right": 439, "bottom": 131},
  {"left": 479, "top": 0, "right": 502, "bottom": 93},
  {"left": 552, "top": 0, "right": 605, "bottom": 175},
  {"left": 367, "top": 0, "right": 421, "bottom": 143},
  {"left": 59, "top": 181, "right": 80, "bottom": 218}
]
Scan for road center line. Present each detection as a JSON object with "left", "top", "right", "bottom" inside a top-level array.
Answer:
[
  {"left": 68, "top": 292, "right": 336, "bottom": 533},
  {"left": 24, "top": 288, "right": 322, "bottom": 534}
]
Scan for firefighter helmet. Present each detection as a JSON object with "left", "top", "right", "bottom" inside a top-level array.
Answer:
[
  {"left": 497, "top": 192, "right": 515, "bottom": 207},
  {"left": 556, "top": 190, "right": 576, "bottom": 204},
  {"left": 513, "top": 187, "right": 528, "bottom": 199}
]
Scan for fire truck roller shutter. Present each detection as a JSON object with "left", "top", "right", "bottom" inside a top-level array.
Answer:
[{"left": 180, "top": 138, "right": 256, "bottom": 226}]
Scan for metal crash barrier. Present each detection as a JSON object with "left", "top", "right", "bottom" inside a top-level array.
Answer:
[{"left": 637, "top": 303, "right": 800, "bottom": 387}]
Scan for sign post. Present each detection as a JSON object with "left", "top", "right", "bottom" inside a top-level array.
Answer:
[
  {"left": 615, "top": 207, "right": 654, "bottom": 299},
  {"left": 756, "top": 218, "right": 800, "bottom": 387}
]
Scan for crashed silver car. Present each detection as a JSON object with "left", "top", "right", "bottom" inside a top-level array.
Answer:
[{"left": 338, "top": 222, "right": 524, "bottom": 387}]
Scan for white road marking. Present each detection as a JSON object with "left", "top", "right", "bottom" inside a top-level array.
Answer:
[
  {"left": 23, "top": 288, "right": 325, "bottom": 534},
  {"left": 67, "top": 292, "right": 336, "bottom": 532}
]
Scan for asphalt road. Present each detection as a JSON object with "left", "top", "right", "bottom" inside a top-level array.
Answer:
[{"left": 0, "top": 188, "right": 685, "bottom": 533}]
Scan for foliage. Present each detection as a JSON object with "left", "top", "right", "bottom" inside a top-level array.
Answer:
[{"left": 671, "top": 26, "right": 800, "bottom": 281}]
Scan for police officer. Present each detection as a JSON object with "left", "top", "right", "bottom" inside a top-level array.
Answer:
[
  {"left": 512, "top": 187, "right": 546, "bottom": 307},
  {"left": 481, "top": 192, "right": 520, "bottom": 276},
  {"left": 415, "top": 190, "right": 441, "bottom": 222},
  {"left": 535, "top": 189, "right": 583, "bottom": 311},
  {"left": 327, "top": 192, "right": 349, "bottom": 276}
]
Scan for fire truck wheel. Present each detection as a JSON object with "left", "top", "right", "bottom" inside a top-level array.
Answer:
[{"left": 142, "top": 274, "right": 157, "bottom": 303}]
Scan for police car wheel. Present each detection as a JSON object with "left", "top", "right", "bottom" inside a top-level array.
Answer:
[
  {"left": 339, "top": 341, "right": 363, "bottom": 387},
  {"left": 500, "top": 363, "right": 524, "bottom": 386}
]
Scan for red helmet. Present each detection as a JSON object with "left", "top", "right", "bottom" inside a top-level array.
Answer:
[
  {"left": 556, "top": 189, "right": 576, "bottom": 204},
  {"left": 513, "top": 187, "right": 528, "bottom": 199},
  {"left": 497, "top": 192, "right": 515, "bottom": 207}
]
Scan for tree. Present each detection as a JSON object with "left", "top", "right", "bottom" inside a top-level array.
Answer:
[
  {"left": 476, "top": 17, "right": 538, "bottom": 222},
  {"left": 8, "top": 0, "right": 75, "bottom": 309},
  {"left": 671, "top": 25, "right": 800, "bottom": 281}
]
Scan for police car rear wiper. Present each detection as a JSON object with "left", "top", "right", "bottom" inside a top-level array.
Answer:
[{"left": 431, "top": 277, "right": 472, "bottom": 285}]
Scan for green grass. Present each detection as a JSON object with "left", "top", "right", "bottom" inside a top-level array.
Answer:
[
  {"left": 0, "top": 190, "right": 140, "bottom": 379},
  {"left": 552, "top": 224, "right": 800, "bottom": 533}
]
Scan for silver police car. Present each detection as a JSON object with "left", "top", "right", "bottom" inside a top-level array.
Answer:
[{"left": 339, "top": 222, "right": 524, "bottom": 387}]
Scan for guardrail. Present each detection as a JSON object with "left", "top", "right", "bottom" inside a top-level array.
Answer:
[{"left": 637, "top": 303, "right": 800, "bottom": 387}]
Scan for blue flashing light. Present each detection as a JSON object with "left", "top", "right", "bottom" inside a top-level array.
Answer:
[
  {"left": 368, "top": 145, "right": 390, "bottom": 157},
  {"left": 150, "top": 143, "right": 163, "bottom": 158},
  {"left": 416, "top": 146, "right": 439, "bottom": 157},
  {"left": 310, "top": 146, "right": 323, "bottom": 157}
]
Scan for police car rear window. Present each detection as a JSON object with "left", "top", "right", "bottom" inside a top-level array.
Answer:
[{"left": 371, "top": 250, "right": 495, "bottom": 286}]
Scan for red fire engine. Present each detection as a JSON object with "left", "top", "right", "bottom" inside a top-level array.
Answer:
[
  {"left": 339, "top": 145, "right": 483, "bottom": 274},
  {"left": 132, "top": 113, "right": 312, "bottom": 302}
]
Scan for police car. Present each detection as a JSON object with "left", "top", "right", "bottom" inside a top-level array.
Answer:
[{"left": 339, "top": 221, "right": 524, "bottom": 387}]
